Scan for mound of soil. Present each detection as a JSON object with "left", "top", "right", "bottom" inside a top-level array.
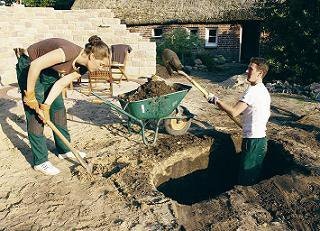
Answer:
[
  {"left": 297, "top": 108, "right": 320, "bottom": 127},
  {"left": 156, "top": 64, "right": 176, "bottom": 79},
  {"left": 122, "top": 79, "right": 176, "bottom": 101}
]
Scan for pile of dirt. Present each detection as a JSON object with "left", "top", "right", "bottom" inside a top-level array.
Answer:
[
  {"left": 156, "top": 64, "right": 172, "bottom": 78},
  {"left": 122, "top": 79, "right": 176, "bottom": 101},
  {"left": 254, "top": 174, "right": 320, "bottom": 229},
  {"left": 297, "top": 108, "right": 320, "bottom": 127},
  {"left": 178, "top": 173, "right": 320, "bottom": 230}
]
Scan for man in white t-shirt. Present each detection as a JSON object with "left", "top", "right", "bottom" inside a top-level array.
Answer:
[{"left": 208, "top": 57, "right": 271, "bottom": 185}]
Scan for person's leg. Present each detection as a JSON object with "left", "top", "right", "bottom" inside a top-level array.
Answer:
[
  {"left": 41, "top": 70, "right": 86, "bottom": 160},
  {"left": 238, "top": 138, "right": 267, "bottom": 185},
  {"left": 49, "top": 92, "right": 86, "bottom": 159},
  {"left": 41, "top": 70, "right": 71, "bottom": 155},
  {"left": 50, "top": 94, "right": 71, "bottom": 154},
  {"left": 16, "top": 55, "right": 49, "bottom": 166}
]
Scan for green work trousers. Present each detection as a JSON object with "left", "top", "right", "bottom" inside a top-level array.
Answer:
[
  {"left": 238, "top": 137, "right": 267, "bottom": 186},
  {"left": 16, "top": 55, "right": 70, "bottom": 166}
]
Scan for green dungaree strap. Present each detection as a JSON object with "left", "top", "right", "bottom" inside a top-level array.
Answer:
[
  {"left": 16, "top": 55, "right": 71, "bottom": 166},
  {"left": 238, "top": 137, "right": 267, "bottom": 186}
]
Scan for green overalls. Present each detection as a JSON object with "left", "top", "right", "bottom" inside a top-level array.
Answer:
[
  {"left": 238, "top": 137, "right": 268, "bottom": 185},
  {"left": 16, "top": 55, "right": 70, "bottom": 166}
]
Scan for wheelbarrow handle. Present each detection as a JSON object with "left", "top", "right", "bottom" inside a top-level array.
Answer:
[{"left": 177, "top": 70, "right": 242, "bottom": 128}]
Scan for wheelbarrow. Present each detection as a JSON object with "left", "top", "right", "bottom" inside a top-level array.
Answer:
[{"left": 91, "top": 83, "right": 193, "bottom": 145}]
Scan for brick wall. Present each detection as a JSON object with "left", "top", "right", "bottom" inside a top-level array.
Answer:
[
  {"left": 0, "top": 6, "right": 156, "bottom": 85},
  {"left": 129, "top": 23, "right": 241, "bottom": 61}
]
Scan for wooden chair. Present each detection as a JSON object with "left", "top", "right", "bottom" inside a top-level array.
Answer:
[
  {"left": 110, "top": 44, "right": 132, "bottom": 83},
  {"left": 88, "top": 69, "right": 113, "bottom": 96}
]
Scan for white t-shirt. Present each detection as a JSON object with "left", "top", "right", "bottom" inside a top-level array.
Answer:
[{"left": 239, "top": 82, "right": 271, "bottom": 138}]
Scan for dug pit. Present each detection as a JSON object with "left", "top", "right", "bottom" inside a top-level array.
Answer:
[
  {"left": 152, "top": 132, "right": 320, "bottom": 230},
  {"left": 155, "top": 139, "right": 303, "bottom": 205},
  {"left": 71, "top": 128, "right": 319, "bottom": 230}
]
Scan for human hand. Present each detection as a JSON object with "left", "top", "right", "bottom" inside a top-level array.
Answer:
[
  {"left": 23, "top": 90, "right": 39, "bottom": 110},
  {"left": 38, "top": 104, "right": 51, "bottom": 123},
  {"left": 207, "top": 93, "right": 219, "bottom": 105}
]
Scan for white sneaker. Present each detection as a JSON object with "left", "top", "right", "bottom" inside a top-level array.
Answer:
[
  {"left": 34, "top": 161, "right": 60, "bottom": 175},
  {"left": 58, "top": 151, "right": 86, "bottom": 160}
]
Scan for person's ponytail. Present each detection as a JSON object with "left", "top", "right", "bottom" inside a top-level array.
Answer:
[
  {"left": 84, "top": 35, "right": 110, "bottom": 60},
  {"left": 88, "top": 35, "right": 102, "bottom": 46}
]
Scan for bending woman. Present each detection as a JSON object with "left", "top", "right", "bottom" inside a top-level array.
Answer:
[{"left": 15, "top": 35, "right": 110, "bottom": 175}]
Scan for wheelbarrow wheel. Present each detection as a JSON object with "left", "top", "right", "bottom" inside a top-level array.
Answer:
[
  {"left": 164, "top": 108, "right": 192, "bottom": 136},
  {"left": 164, "top": 117, "right": 191, "bottom": 136}
]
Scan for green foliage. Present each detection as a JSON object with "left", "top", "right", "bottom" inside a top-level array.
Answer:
[
  {"left": 261, "top": 0, "right": 320, "bottom": 84},
  {"left": 3, "top": 0, "right": 52, "bottom": 6},
  {"left": 194, "top": 50, "right": 216, "bottom": 71},
  {"left": 194, "top": 52, "right": 227, "bottom": 71},
  {"left": 5, "top": 0, "right": 74, "bottom": 8},
  {"left": 54, "top": 0, "right": 74, "bottom": 9},
  {"left": 4, "top": 0, "right": 16, "bottom": 5},
  {"left": 157, "top": 28, "right": 203, "bottom": 65},
  {"left": 22, "top": 0, "right": 55, "bottom": 7}
]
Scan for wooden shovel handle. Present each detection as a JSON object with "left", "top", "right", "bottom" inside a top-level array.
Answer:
[
  {"left": 37, "top": 110, "right": 92, "bottom": 174},
  {"left": 177, "top": 71, "right": 242, "bottom": 128},
  {"left": 178, "top": 71, "right": 209, "bottom": 98}
]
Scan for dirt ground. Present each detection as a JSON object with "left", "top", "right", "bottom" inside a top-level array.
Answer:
[{"left": 0, "top": 64, "right": 319, "bottom": 230}]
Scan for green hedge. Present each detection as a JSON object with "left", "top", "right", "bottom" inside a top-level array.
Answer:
[
  {"left": 261, "top": 0, "right": 320, "bottom": 85},
  {"left": 5, "top": 0, "right": 74, "bottom": 9}
]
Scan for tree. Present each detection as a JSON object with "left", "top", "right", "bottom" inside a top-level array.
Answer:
[
  {"left": 5, "top": 0, "right": 74, "bottom": 9},
  {"left": 156, "top": 28, "right": 203, "bottom": 65},
  {"left": 22, "top": 0, "right": 55, "bottom": 7},
  {"left": 4, "top": 0, "right": 16, "bottom": 5},
  {"left": 261, "top": 0, "right": 320, "bottom": 84},
  {"left": 54, "top": 0, "right": 75, "bottom": 10}
]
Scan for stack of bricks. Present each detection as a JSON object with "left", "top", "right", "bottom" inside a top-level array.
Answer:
[{"left": 0, "top": 6, "right": 156, "bottom": 85}]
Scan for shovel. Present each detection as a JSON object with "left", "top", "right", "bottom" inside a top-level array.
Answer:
[
  {"left": 37, "top": 110, "right": 93, "bottom": 175},
  {"left": 177, "top": 70, "right": 242, "bottom": 128}
]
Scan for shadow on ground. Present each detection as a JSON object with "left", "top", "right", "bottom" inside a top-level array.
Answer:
[
  {"left": 67, "top": 99, "right": 123, "bottom": 126},
  {"left": 0, "top": 98, "right": 33, "bottom": 165}
]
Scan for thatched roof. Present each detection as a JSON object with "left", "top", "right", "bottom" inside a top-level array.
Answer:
[{"left": 72, "top": 0, "right": 263, "bottom": 25}]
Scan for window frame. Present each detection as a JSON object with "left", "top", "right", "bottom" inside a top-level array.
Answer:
[
  {"left": 152, "top": 28, "right": 163, "bottom": 38},
  {"left": 205, "top": 28, "right": 218, "bottom": 47},
  {"left": 187, "top": 27, "right": 199, "bottom": 36}
]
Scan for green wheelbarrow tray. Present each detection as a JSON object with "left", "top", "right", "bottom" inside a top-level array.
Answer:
[
  {"left": 118, "top": 83, "right": 192, "bottom": 120},
  {"left": 91, "top": 83, "right": 193, "bottom": 145}
]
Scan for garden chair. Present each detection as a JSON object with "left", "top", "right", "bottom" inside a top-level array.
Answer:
[
  {"left": 111, "top": 44, "right": 132, "bottom": 83},
  {"left": 87, "top": 68, "right": 113, "bottom": 96}
]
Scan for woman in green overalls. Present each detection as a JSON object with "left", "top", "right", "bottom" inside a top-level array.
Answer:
[{"left": 15, "top": 35, "right": 110, "bottom": 175}]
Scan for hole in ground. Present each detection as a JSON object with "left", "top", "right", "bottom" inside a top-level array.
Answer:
[{"left": 156, "top": 133, "right": 308, "bottom": 205}]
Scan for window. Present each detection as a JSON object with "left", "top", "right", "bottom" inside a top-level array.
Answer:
[
  {"left": 152, "top": 28, "right": 163, "bottom": 38},
  {"left": 188, "top": 28, "right": 199, "bottom": 36},
  {"left": 205, "top": 28, "right": 218, "bottom": 47}
]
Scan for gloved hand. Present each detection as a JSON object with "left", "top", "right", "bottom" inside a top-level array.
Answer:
[
  {"left": 23, "top": 90, "right": 39, "bottom": 111},
  {"left": 39, "top": 104, "right": 51, "bottom": 122},
  {"left": 207, "top": 93, "right": 219, "bottom": 105}
]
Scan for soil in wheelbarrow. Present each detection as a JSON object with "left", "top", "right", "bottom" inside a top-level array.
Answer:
[{"left": 122, "top": 79, "right": 177, "bottom": 101}]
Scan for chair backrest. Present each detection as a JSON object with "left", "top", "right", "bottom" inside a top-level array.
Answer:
[
  {"left": 111, "top": 44, "right": 132, "bottom": 65},
  {"left": 88, "top": 70, "right": 112, "bottom": 81},
  {"left": 87, "top": 69, "right": 113, "bottom": 95}
]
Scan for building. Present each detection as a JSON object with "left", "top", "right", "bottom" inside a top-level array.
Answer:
[{"left": 72, "top": 0, "right": 263, "bottom": 63}]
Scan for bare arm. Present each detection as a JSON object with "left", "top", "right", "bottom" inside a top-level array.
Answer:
[
  {"left": 44, "top": 71, "right": 81, "bottom": 105},
  {"left": 216, "top": 99, "right": 248, "bottom": 118},
  {"left": 27, "top": 48, "right": 66, "bottom": 92}
]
